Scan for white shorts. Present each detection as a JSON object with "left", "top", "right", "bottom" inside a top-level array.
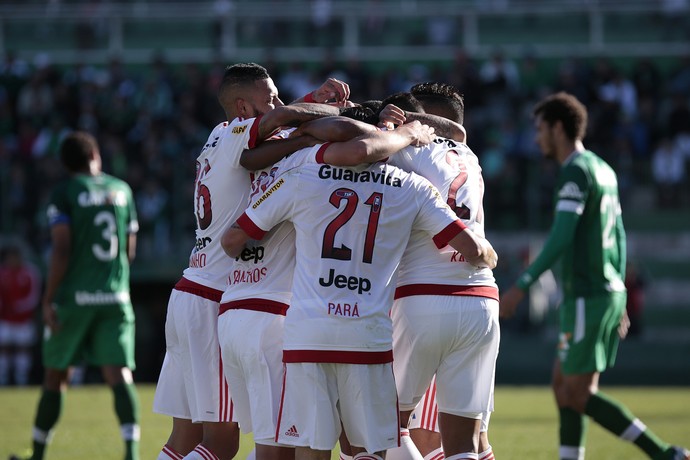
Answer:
[
  {"left": 276, "top": 362, "right": 399, "bottom": 453},
  {"left": 392, "top": 295, "right": 499, "bottom": 418},
  {"left": 408, "top": 376, "right": 492, "bottom": 433},
  {"left": 153, "top": 289, "right": 234, "bottom": 423},
  {"left": 218, "top": 309, "right": 289, "bottom": 446},
  {"left": 0, "top": 320, "right": 36, "bottom": 347}
]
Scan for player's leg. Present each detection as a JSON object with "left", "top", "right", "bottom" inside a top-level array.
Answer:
[
  {"left": 551, "top": 361, "right": 589, "bottom": 460},
  {"left": 387, "top": 408, "right": 424, "bottom": 460},
  {"left": 102, "top": 365, "right": 141, "bottom": 460},
  {"left": 477, "top": 412, "right": 494, "bottom": 460},
  {"left": 338, "top": 428, "right": 353, "bottom": 460},
  {"left": 558, "top": 293, "right": 687, "bottom": 460},
  {"left": 407, "top": 378, "right": 442, "bottom": 460},
  {"left": 158, "top": 418, "right": 202, "bottom": 459}
]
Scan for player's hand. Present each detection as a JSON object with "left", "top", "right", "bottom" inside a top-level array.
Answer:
[
  {"left": 402, "top": 120, "right": 435, "bottom": 147},
  {"left": 618, "top": 310, "right": 630, "bottom": 339},
  {"left": 311, "top": 78, "right": 350, "bottom": 104},
  {"left": 378, "top": 103, "right": 406, "bottom": 129},
  {"left": 499, "top": 285, "right": 525, "bottom": 319},
  {"left": 42, "top": 301, "right": 60, "bottom": 333}
]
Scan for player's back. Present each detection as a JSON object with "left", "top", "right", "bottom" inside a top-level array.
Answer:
[
  {"left": 268, "top": 161, "right": 458, "bottom": 356},
  {"left": 389, "top": 138, "right": 496, "bottom": 291},
  {"left": 559, "top": 150, "right": 626, "bottom": 297},
  {"left": 47, "top": 173, "right": 136, "bottom": 306},
  {"left": 183, "top": 118, "right": 263, "bottom": 291}
]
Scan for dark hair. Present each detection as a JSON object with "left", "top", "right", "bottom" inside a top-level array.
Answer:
[
  {"left": 59, "top": 131, "right": 97, "bottom": 172},
  {"left": 410, "top": 82, "right": 465, "bottom": 124},
  {"left": 218, "top": 62, "right": 271, "bottom": 96},
  {"left": 533, "top": 91, "right": 588, "bottom": 141},
  {"left": 340, "top": 106, "right": 378, "bottom": 125},
  {"left": 379, "top": 92, "right": 424, "bottom": 114},
  {"left": 360, "top": 99, "right": 383, "bottom": 114}
]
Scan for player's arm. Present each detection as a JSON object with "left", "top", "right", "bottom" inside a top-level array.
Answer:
[
  {"left": 127, "top": 233, "right": 137, "bottom": 263},
  {"left": 42, "top": 222, "right": 71, "bottom": 332},
  {"left": 319, "top": 120, "right": 435, "bottom": 166},
  {"left": 239, "top": 134, "right": 320, "bottom": 171},
  {"left": 379, "top": 104, "right": 466, "bottom": 142},
  {"left": 448, "top": 228, "right": 498, "bottom": 269},
  {"left": 255, "top": 103, "right": 342, "bottom": 142},
  {"left": 291, "top": 77, "right": 350, "bottom": 104},
  {"left": 221, "top": 225, "right": 251, "bottom": 258},
  {"left": 292, "top": 116, "right": 378, "bottom": 143}
]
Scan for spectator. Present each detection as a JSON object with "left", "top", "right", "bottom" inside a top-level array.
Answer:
[{"left": 651, "top": 137, "right": 686, "bottom": 208}]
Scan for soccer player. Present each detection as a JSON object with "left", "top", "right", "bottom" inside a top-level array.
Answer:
[
  {"left": 11, "top": 132, "right": 140, "bottom": 460},
  {"left": 222, "top": 131, "right": 497, "bottom": 460},
  {"left": 385, "top": 108, "right": 500, "bottom": 460},
  {"left": 152, "top": 62, "right": 347, "bottom": 460},
  {"left": 217, "top": 118, "right": 436, "bottom": 460},
  {"left": 500, "top": 92, "right": 689, "bottom": 460},
  {"left": 0, "top": 243, "right": 41, "bottom": 386}
]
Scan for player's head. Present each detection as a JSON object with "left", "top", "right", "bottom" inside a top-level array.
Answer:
[
  {"left": 380, "top": 92, "right": 424, "bottom": 115},
  {"left": 410, "top": 82, "right": 465, "bottom": 124},
  {"left": 218, "top": 62, "right": 283, "bottom": 119},
  {"left": 360, "top": 99, "right": 383, "bottom": 114},
  {"left": 532, "top": 91, "right": 587, "bottom": 159},
  {"left": 340, "top": 105, "right": 378, "bottom": 125},
  {"left": 59, "top": 131, "right": 101, "bottom": 175}
]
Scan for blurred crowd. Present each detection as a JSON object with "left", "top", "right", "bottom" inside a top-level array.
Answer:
[{"left": 2, "top": 50, "right": 690, "bottom": 262}]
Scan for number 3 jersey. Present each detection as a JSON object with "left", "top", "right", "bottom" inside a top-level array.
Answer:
[
  {"left": 388, "top": 138, "right": 498, "bottom": 300},
  {"left": 46, "top": 173, "right": 138, "bottom": 307},
  {"left": 182, "top": 117, "right": 264, "bottom": 292},
  {"left": 236, "top": 159, "right": 466, "bottom": 364}
]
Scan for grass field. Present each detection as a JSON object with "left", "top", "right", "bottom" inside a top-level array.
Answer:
[{"left": 1, "top": 385, "right": 689, "bottom": 460}]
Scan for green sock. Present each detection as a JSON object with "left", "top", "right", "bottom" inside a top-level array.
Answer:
[
  {"left": 585, "top": 392, "right": 669, "bottom": 459},
  {"left": 31, "top": 389, "right": 64, "bottom": 460},
  {"left": 559, "top": 407, "right": 588, "bottom": 459},
  {"left": 113, "top": 382, "right": 141, "bottom": 460}
]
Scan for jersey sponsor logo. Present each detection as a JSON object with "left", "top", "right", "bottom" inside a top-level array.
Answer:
[
  {"left": 284, "top": 425, "right": 299, "bottom": 437},
  {"left": 252, "top": 178, "right": 284, "bottom": 209},
  {"left": 77, "top": 190, "right": 127, "bottom": 208},
  {"left": 75, "top": 291, "right": 130, "bottom": 305},
  {"left": 318, "top": 165, "right": 402, "bottom": 188},
  {"left": 318, "top": 268, "right": 371, "bottom": 294},
  {"left": 201, "top": 136, "right": 220, "bottom": 153},
  {"left": 195, "top": 236, "right": 212, "bottom": 250},
  {"left": 232, "top": 125, "right": 248, "bottom": 134},
  {"left": 189, "top": 251, "right": 207, "bottom": 268},
  {"left": 328, "top": 302, "right": 360, "bottom": 317},
  {"left": 230, "top": 267, "right": 267, "bottom": 285},
  {"left": 557, "top": 182, "right": 584, "bottom": 200},
  {"left": 236, "top": 246, "right": 265, "bottom": 264},
  {"left": 433, "top": 137, "right": 458, "bottom": 148}
]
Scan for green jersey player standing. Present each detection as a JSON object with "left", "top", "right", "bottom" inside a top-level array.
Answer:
[
  {"left": 12, "top": 132, "right": 141, "bottom": 460},
  {"left": 500, "top": 92, "right": 688, "bottom": 460}
]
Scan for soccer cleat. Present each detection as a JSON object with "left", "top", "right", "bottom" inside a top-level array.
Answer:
[{"left": 7, "top": 450, "right": 32, "bottom": 460}]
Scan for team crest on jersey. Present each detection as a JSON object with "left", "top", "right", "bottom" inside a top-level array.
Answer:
[
  {"left": 558, "top": 182, "right": 583, "bottom": 200},
  {"left": 232, "top": 125, "right": 248, "bottom": 134}
]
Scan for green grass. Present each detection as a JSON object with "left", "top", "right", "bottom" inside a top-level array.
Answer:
[{"left": 1, "top": 385, "right": 689, "bottom": 459}]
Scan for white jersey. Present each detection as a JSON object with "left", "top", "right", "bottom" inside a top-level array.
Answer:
[
  {"left": 181, "top": 116, "right": 264, "bottom": 292},
  {"left": 388, "top": 137, "right": 498, "bottom": 300},
  {"left": 237, "top": 160, "right": 465, "bottom": 364},
  {"left": 220, "top": 143, "right": 332, "bottom": 312}
]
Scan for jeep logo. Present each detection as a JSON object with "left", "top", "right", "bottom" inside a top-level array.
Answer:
[
  {"left": 318, "top": 268, "right": 371, "bottom": 294},
  {"left": 236, "top": 246, "right": 264, "bottom": 263}
]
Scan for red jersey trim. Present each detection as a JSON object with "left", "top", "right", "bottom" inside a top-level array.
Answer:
[
  {"left": 219, "top": 299, "right": 289, "bottom": 316},
  {"left": 247, "top": 114, "right": 264, "bottom": 149},
  {"left": 237, "top": 213, "right": 266, "bottom": 240},
  {"left": 432, "top": 220, "right": 467, "bottom": 249},
  {"left": 315, "top": 142, "right": 332, "bottom": 164},
  {"left": 174, "top": 277, "right": 223, "bottom": 302},
  {"left": 394, "top": 284, "right": 499, "bottom": 301},
  {"left": 283, "top": 349, "right": 393, "bottom": 364}
]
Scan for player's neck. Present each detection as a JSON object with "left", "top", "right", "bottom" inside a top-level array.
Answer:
[{"left": 557, "top": 140, "right": 584, "bottom": 164}]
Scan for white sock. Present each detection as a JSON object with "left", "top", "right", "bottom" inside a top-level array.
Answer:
[
  {"left": 182, "top": 444, "right": 219, "bottom": 460},
  {"left": 158, "top": 444, "right": 184, "bottom": 460},
  {"left": 478, "top": 446, "right": 494, "bottom": 460},
  {"left": 445, "top": 454, "right": 478, "bottom": 460},
  {"left": 424, "top": 447, "right": 445, "bottom": 460},
  {"left": 353, "top": 454, "right": 384, "bottom": 460},
  {"left": 246, "top": 447, "right": 256, "bottom": 460},
  {"left": 339, "top": 453, "right": 353, "bottom": 460},
  {"left": 121, "top": 423, "right": 141, "bottom": 441},
  {"left": 386, "top": 428, "right": 423, "bottom": 460},
  {"left": 559, "top": 446, "right": 584, "bottom": 460}
]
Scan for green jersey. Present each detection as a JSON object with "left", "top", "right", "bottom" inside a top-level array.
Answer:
[
  {"left": 517, "top": 150, "right": 626, "bottom": 298},
  {"left": 47, "top": 173, "right": 138, "bottom": 307}
]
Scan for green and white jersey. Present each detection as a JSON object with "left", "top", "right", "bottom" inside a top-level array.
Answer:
[
  {"left": 517, "top": 150, "right": 626, "bottom": 298},
  {"left": 47, "top": 173, "right": 138, "bottom": 307}
]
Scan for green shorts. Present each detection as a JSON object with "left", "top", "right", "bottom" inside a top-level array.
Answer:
[
  {"left": 558, "top": 291, "right": 626, "bottom": 375},
  {"left": 43, "top": 302, "right": 136, "bottom": 370}
]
